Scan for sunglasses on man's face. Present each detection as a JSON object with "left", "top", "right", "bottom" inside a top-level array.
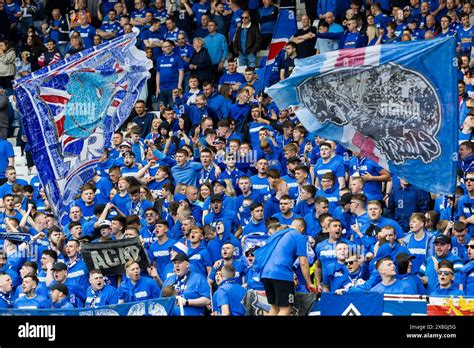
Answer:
[
  {"left": 466, "top": 178, "right": 474, "bottom": 182},
  {"left": 437, "top": 270, "right": 454, "bottom": 276},
  {"left": 468, "top": 245, "right": 474, "bottom": 249},
  {"left": 345, "top": 260, "right": 356, "bottom": 266}
]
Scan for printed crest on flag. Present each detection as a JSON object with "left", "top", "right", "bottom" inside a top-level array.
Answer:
[{"left": 14, "top": 33, "right": 152, "bottom": 225}]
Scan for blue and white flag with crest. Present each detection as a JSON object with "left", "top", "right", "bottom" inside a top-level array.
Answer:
[
  {"left": 267, "top": 37, "right": 458, "bottom": 195},
  {"left": 14, "top": 32, "right": 152, "bottom": 225}
]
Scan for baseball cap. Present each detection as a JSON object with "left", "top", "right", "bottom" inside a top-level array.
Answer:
[
  {"left": 99, "top": 220, "right": 112, "bottom": 228},
  {"left": 395, "top": 252, "right": 415, "bottom": 265},
  {"left": 172, "top": 253, "right": 189, "bottom": 262},
  {"left": 245, "top": 246, "right": 260, "bottom": 256},
  {"left": 123, "top": 150, "right": 135, "bottom": 158},
  {"left": 51, "top": 262, "right": 67, "bottom": 271},
  {"left": 434, "top": 234, "right": 451, "bottom": 244},
  {"left": 340, "top": 192, "right": 353, "bottom": 206},
  {"left": 374, "top": 243, "right": 393, "bottom": 261},
  {"left": 120, "top": 141, "right": 132, "bottom": 148},
  {"left": 210, "top": 193, "right": 223, "bottom": 202},
  {"left": 173, "top": 193, "right": 187, "bottom": 202},
  {"left": 48, "top": 283, "right": 69, "bottom": 296},
  {"left": 403, "top": 5, "right": 411, "bottom": 11},
  {"left": 171, "top": 242, "right": 188, "bottom": 255},
  {"left": 211, "top": 180, "right": 225, "bottom": 188},
  {"left": 287, "top": 156, "right": 302, "bottom": 164}
]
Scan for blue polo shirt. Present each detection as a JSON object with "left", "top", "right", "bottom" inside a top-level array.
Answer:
[
  {"left": 212, "top": 277, "right": 247, "bottom": 316},
  {"left": 157, "top": 52, "right": 185, "bottom": 90},
  {"left": 85, "top": 284, "right": 120, "bottom": 307},
  {"left": 76, "top": 24, "right": 96, "bottom": 49},
  {"left": 371, "top": 278, "right": 417, "bottom": 295},
  {"left": 14, "top": 295, "right": 50, "bottom": 309},
  {"left": 148, "top": 238, "right": 177, "bottom": 280},
  {"left": 118, "top": 276, "right": 161, "bottom": 303},
  {"left": 66, "top": 256, "right": 90, "bottom": 290},
  {"left": 161, "top": 271, "right": 211, "bottom": 316}
]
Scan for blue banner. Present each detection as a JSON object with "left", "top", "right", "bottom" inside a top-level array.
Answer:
[
  {"left": 14, "top": 33, "right": 152, "bottom": 225},
  {"left": 266, "top": 38, "right": 458, "bottom": 195},
  {"left": 320, "top": 292, "right": 384, "bottom": 316},
  {"left": 383, "top": 295, "right": 427, "bottom": 316},
  {"left": 0, "top": 298, "right": 175, "bottom": 316}
]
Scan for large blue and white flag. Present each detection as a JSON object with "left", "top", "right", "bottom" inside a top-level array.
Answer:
[
  {"left": 267, "top": 38, "right": 458, "bottom": 195},
  {"left": 14, "top": 33, "right": 152, "bottom": 225},
  {"left": 320, "top": 292, "right": 384, "bottom": 316}
]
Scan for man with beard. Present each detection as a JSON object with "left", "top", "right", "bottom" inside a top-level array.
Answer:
[
  {"left": 49, "top": 283, "right": 74, "bottom": 309},
  {"left": 63, "top": 240, "right": 89, "bottom": 290},
  {"left": 0, "top": 272, "right": 13, "bottom": 308},
  {"left": 272, "top": 195, "right": 301, "bottom": 225},
  {"left": 14, "top": 275, "right": 50, "bottom": 309},
  {"left": 148, "top": 219, "right": 177, "bottom": 284},
  {"left": 208, "top": 243, "right": 246, "bottom": 288},
  {"left": 203, "top": 194, "right": 240, "bottom": 236},
  {"left": 370, "top": 257, "right": 417, "bottom": 294},
  {"left": 460, "top": 236, "right": 474, "bottom": 295},
  {"left": 242, "top": 203, "right": 267, "bottom": 238},
  {"left": 187, "top": 227, "right": 212, "bottom": 276},
  {"left": 161, "top": 253, "right": 211, "bottom": 316},
  {"left": 85, "top": 269, "right": 120, "bottom": 307},
  {"left": 118, "top": 261, "right": 161, "bottom": 304},
  {"left": 207, "top": 221, "right": 242, "bottom": 263},
  {"left": 121, "top": 151, "right": 141, "bottom": 177},
  {"left": 458, "top": 171, "right": 474, "bottom": 235},
  {"left": 45, "top": 262, "right": 86, "bottom": 308},
  {"left": 314, "top": 219, "right": 352, "bottom": 293},
  {"left": 418, "top": 234, "right": 463, "bottom": 293},
  {"left": 353, "top": 200, "right": 404, "bottom": 254}
]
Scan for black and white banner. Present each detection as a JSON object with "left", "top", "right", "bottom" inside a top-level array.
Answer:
[{"left": 81, "top": 237, "right": 150, "bottom": 275}]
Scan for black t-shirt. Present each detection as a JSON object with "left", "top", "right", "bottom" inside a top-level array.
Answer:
[
  {"left": 281, "top": 55, "right": 296, "bottom": 79},
  {"left": 294, "top": 27, "right": 317, "bottom": 58}
]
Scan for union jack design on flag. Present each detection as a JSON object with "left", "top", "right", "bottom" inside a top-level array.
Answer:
[
  {"left": 14, "top": 33, "right": 152, "bottom": 226},
  {"left": 262, "top": 8, "right": 297, "bottom": 87},
  {"left": 267, "top": 38, "right": 459, "bottom": 195}
]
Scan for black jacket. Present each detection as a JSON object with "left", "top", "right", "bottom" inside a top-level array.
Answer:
[
  {"left": 189, "top": 47, "right": 213, "bottom": 83},
  {"left": 233, "top": 23, "right": 261, "bottom": 56}
]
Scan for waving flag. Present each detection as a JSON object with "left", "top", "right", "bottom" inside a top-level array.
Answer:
[
  {"left": 266, "top": 38, "right": 459, "bottom": 195},
  {"left": 14, "top": 33, "right": 152, "bottom": 225},
  {"left": 262, "top": 8, "right": 297, "bottom": 88}
]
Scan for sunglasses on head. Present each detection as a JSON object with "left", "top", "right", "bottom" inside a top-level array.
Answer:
[{"left": 437, "top": 270, "right": 453, "bottom": 276}]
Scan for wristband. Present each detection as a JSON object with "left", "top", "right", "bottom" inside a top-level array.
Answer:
[{"left": 185, "top": 299, "right": 189, "bottom": 306}]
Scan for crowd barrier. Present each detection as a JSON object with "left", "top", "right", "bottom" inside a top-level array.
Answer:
[{"left": 2, "top": 292, "right": 473, "bottom": 316}]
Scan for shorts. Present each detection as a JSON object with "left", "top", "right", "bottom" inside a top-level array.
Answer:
[{"left": 261, "top": 278, "right": 295, "bottom": 307}]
